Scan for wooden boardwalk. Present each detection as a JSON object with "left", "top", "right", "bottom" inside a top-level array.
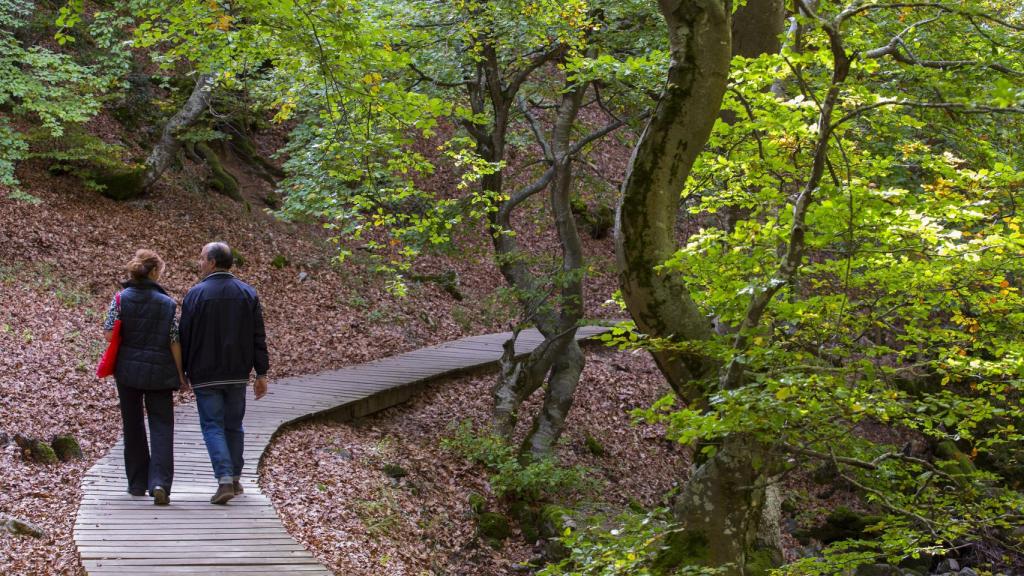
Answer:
[{"left": 75, "top": 326, "right": 608, "bottom": 575}]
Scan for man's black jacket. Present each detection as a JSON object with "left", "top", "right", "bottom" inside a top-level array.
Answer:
[{"left": 180, "top": 271, "right": 269, "bottom": 388}]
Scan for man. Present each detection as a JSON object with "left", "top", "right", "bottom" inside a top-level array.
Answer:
[{"left": 179, "top": 241, "right": 269, "bottom": 505}]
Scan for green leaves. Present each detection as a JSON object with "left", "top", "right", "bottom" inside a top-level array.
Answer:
[{"left": 0, "top": 2, "right": 118, "bottom": 193}]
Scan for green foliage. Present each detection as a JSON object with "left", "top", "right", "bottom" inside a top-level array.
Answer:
[
  {"left": 539, "top": 508, "right": 727, "bottom": 576},
  {"left": 0, "top": 1, "right": 121, "bottom": 192},
  {"left": 442, "top": 421, "right": 599, "bottom": 502},
  {"left": 597, "top": 2, "right": 1024, "bottom": 573},
  {"left": 6, "top": 189, "right": 42, "bottom": 205}
]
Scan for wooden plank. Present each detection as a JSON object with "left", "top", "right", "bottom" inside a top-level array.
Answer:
[{"left": 84, "top": 557, "right": 323, "bottom": 566}]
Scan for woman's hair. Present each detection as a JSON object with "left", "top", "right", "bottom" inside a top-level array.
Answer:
[{"left": 127, "top": 249, "right": 165, "bottom": 282}]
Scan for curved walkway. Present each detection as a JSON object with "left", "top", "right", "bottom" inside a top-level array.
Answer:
[{"left": 74, "top": 326, "right": 608, "bottom": 575}]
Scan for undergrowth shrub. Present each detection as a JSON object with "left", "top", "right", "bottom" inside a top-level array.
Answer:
[
  {"left": 442, "top": 420, "right": 600, "bottom": 502},
  {"left": 27, "top": 127, "right": 143, "bottom": 199}
]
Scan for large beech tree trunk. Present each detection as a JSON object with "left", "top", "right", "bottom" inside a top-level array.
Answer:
[
  {"left": 614, "top": 1, "right": 790, "bottom": 573},
  {"left": 671, "top": 436, "right": 782, "bottom": 572},
  {"left": 141, "top": 73, "right": 215, "bottom": 192},
  {"left": 614, "top": 0, "right": 732, "bottom": 402}
]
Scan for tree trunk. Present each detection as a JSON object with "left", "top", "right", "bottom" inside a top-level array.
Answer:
[
  {"left": 668, "top": 436, "right": 781, "bottom": 575},
  {"left": 518, "top": 74, "right": 589, "bottom": 457},
  {"left": 732, "top": 0, "right": 785, "bottom": 59},
  {"left": 141, "top": 73, "right": 215, "bottom": 192},
  {"left": 521, "top": 338, "right": 583, "bottom": 457},
  {"left": 493, "top": 329, "right": 563, "bottom": 439},
  {"left": 614, "top": 0, "right": 732, "bottom": 401},
  {"left": 489, "top": 60, "right": 593, "bottom": 455},
  {"left": 614, "top": 2, "right": 791, "bottom": 572}
]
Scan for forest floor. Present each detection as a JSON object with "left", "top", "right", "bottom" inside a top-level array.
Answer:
[
  {"left": 261, "top": 346, "right": 685, "bottom": 576},
  {"left": 0, "top": 129, "right": 625, "bottom": 574}
]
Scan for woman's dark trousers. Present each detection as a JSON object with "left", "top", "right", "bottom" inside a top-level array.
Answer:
[{"left": 116, "top": 382, "right": 174, "bottom": 495}]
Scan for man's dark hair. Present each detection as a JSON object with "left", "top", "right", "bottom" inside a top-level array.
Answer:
[{"left": 205, "top": 242, "right": 233, "bottom": 270}]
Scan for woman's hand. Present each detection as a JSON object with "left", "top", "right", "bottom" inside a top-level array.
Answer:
[{"left": 179, "top": 376, "right": 191, "bottom": 393}]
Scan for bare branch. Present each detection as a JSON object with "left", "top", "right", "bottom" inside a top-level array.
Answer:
[
  {"left": 408, "top": 63, "right": 471, "bottom": 88},
  {"left": 499, "top": 166, "right": 556, "bottom": 221},
  {"left": 567, "top": 110, "right": 650, "bottom": 158},
  {"left": 517, "top": 97, "right": 554, "bottom": 162},
  {"left": 505, "top": 44, "right": 567, "bottom": 98},
  {"left": 837, "top": 3, "right": 1024, "bottom": 32},
  {"left": 832, "top": 100, "right": 1024, "bottom": 130}
]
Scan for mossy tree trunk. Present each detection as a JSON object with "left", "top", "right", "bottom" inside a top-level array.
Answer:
[
  {"left": 473, "top": 40, "right": 589, "bottom": 459},
  {"left": 614, "top": 1, "right": 794, "bottom": 573},
  {"left": 613, "top": 0, "right": 732, "bottom": 403},
  {"left": 141, "top": 73, "right": 214, "bottom": 192},
  {"left": 668, "top": 436, "right": 783, "bottom": 574}
]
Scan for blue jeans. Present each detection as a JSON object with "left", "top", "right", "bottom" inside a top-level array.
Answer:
[{"left": 194, "top": 384, "right": 246, "bottom": 484}]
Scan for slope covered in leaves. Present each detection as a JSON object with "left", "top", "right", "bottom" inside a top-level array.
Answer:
[{"left": 0, "top": 129, "right": 625, "bottom": 574}]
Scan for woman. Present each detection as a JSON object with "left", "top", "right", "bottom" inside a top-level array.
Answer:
[{"left": 102, "top": 249, "right": 185, "bottom": 505}]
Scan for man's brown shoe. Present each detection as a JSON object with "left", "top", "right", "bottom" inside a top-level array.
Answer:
[
  {"left": 210, "top": 483, "right": 235, "bottom": 505},
  {"left": 152, "top": 486, "right": 169, "bottom": 506},
  {"left": 233, "top": 480, "right": 244, "bottom": 495}
]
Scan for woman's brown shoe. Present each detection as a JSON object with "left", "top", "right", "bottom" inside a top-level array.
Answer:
[{"left": 210, "top": 483, "right": 235, "bottom": 505}]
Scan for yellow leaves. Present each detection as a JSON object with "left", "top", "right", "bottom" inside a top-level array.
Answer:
[
  {"left": 775, "top": 387, "right": 793, "bottom": 401},
  {"left": 362, "top": 72, "right": 383, "bottom": 95},
  {"left": 273, "top": 99, "right": 296, "bottom": 123},
  {"left": 923, "top": 177, "right": 956, "bottom": 198}
]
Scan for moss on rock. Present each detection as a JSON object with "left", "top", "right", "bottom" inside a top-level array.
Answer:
[
  {"left": 467, "top": 492, "right": 487, "bottom": 514},
  {"left": 509, "top": 500, "right": 541, "bottom": 543},
  {"left": 477, "top": 511, "right": 511, "bottom": 544},
  {"left": 382, "top": 463, "right": 408, "bottom": 479},
  {"left": 92, "top": 166, "right": 146, "bottom": 201},
  {"left": 584, "top": 433, "right": 606, "bottom": 456},
  {"left": 51, "top": 434, "right": 82, "bottom": 462},
  {"left": 654, "top": 530, "right": 709, "bottom": 572}
]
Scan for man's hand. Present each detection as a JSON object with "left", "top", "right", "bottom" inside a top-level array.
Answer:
[
  {"left": 254, "top": 376, "right": 268, "bottom": 400},
  {"left": 180, "top": 377, "right": 191, "bottom": 394}
]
